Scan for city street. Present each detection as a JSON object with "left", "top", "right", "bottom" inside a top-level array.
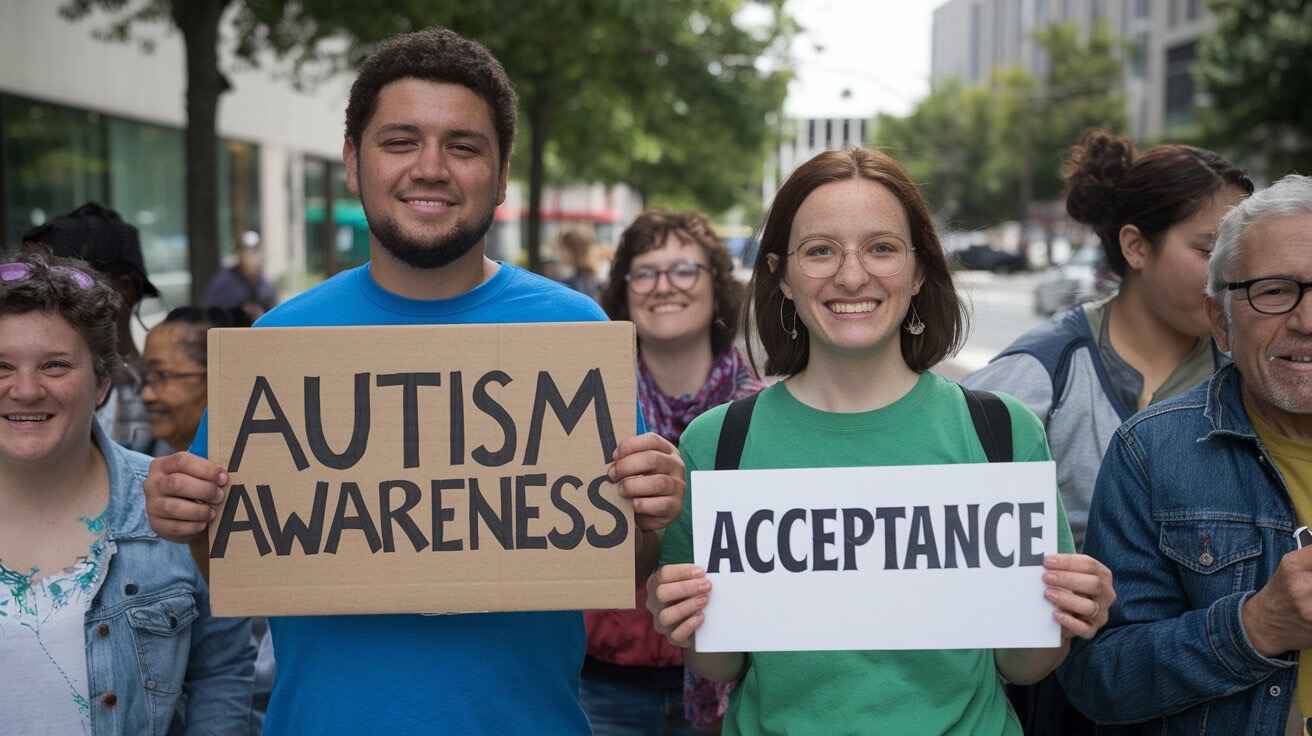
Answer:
[{"left": 936, "top": 269, "right": 1047, "bottom": 380}]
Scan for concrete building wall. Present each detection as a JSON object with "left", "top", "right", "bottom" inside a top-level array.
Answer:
[
  {"left": 929, "top": 0, "right": 1205, "bottom": 140},
  {"left": 0, "top": 0, "right": 351, "bottom": 291}
]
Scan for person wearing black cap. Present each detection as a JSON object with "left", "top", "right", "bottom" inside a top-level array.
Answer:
[{"left": 22, "top": 202, "right": 167, "bottom": 455}]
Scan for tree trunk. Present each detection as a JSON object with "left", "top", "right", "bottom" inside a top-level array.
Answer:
[
  {"left": 525, "top": 97, "right": 551, "bottom": 275},
  {"left": 173, "top": 0, "right": 231, "bottom": 305}
]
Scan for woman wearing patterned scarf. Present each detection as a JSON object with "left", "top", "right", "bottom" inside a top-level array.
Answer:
[{"left": 588, "top": 211, "right": 762, "bottom": 734}]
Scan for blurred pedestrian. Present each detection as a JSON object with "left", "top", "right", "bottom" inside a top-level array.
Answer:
[
  {"left": 204, "top": 233, "right": 278, "bottom": 321},
  {"left": 559, "top": 228, "right": 604, "bottom": 302},
  {"left": 589, "top": 210, "right": 761, "bottom": 734},
  {"left": 1060, "top": 175, "right": 1312, "bottom": 734},
  {"left": 962, "top": 130, "right": 1252, "bottom": 734},
  {"left": 22, "top": 202, "right": 164, "bottom": 455},
  {"left": 0, "top": 252, "right": 254, "bottom": 735},
  {"left": 648, "top": 148, "right": 1113, "bottom": 735}
]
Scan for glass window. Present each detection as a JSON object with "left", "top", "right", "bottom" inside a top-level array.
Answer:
[
  {"left": 219, "top": 140, "right": 261, "bottom": 263},
  {"left": 303, "top": 159, "right": 364, "bottom": 276},
  {"left": 1129, "top": 32, "right": 1149, "bottom": 78},
  {"left": 1135, "top": 0, "right": 1150, "bottom": 18},
  {"left": 1165, "top": 41, "right": 1199, "bottom": 126},
  {"left": 106, "top": 117, "right": 186, "bottom": 312},
  {"left": 970, "top": 2, "right": 982, "bottom": 80},
  {"left": 1186, "top": 0, "right": 1202, "bottom": 21},
  {"left": 1, "top": 95, "right": 108, "bottom": 248}
]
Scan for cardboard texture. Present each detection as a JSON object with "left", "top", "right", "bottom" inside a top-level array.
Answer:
[
  {"left": 206, "top": 322, "right": 637, "bottom": 617},
  {"left": 691, "top": 462, "right": 1061, "bottom": 652}
]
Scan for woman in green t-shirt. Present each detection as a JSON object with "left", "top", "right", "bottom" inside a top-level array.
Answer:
[{"left": 647, "top": 148, "right": 1117, "bottom": 735}]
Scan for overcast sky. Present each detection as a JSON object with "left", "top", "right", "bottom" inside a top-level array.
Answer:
[{"left": 783, "top": 0, "right": 937, "bottom": 119}]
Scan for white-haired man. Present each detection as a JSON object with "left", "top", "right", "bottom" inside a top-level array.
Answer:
[{"left": 1059, "top": 175, "right": 1312, "bottom": 735}]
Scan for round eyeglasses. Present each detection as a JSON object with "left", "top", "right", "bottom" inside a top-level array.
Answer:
[
  {"left": 626, "top": 261, "right": 713, "bottom": 295},
  {"left": 1226, "top": 277, "right": 1312, "bottom": 315},
  {"left": 787, "top": 239, "right": 915, "bottom": 279}
]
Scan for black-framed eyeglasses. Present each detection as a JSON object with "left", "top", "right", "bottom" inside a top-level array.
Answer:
[
  {"left": 626, "top": 261, "right": 713, "bottom": 295},
  {"left": 142, "top": 369, "right": 207, "bottom": 388},
  {"left": 1225, "top": 277, "right": 1312, "bottom": 315}
]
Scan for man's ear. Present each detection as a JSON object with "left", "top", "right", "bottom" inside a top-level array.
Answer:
[
  {"left": 1206, "top": 295, "right": 1231, "bottom": 352},
  {"left": 343, "top": 137, "right": 360, "bottom": 197},
  {"left": 496, "top": 158, "right": 510, "bottom": 207},
  {"left": 1119, "top": 224, "right": 1152, "bottom": 272}
]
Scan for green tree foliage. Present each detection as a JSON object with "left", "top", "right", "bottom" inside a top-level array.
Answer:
[
  {"left": 60, "top": 1, "right": 790, "bottom": 278},
  {"left": 243, "top": 0, "right": 792, "bottom": 272},
  {"left": 1198, "top": 0, "right": 1312, "bottom": 176},
  {"left": 875, "top": 79, "right": 1008, "bottom": 230},
  {"left": 874, "top": 22, "right": 1125, "bottom": 236},
  {"left": 62, "top": 0, "right": 237, "bottom": 303}
]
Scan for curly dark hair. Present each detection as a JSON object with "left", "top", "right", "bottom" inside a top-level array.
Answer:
[
  {"left": 1064, "top": 128, "right": 1253, "bottom": 277},
  {"left": 156, "top": 306, "right": 253, "bottom": 368},
  {"left": 345, "top": 27, "right": 518, "bottom": 163},
  {"left": 601, "top": 210, "right": 743, "bottom": 356},
  {"left": 0, "top": 251, "right": 123, "bottom": 381},
  {"left": 746, "top": 148, "right": 968, "bottom": 377}
]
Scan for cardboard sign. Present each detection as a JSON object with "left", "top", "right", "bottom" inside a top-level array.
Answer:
[
  {"left": 691, "top": 462, "right": 1060, "bottom": 652},
  {"left": 205, "top": 322, "right": 637, "bottom": 617}
]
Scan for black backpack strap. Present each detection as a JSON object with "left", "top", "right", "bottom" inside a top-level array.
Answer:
[
  {"left": 714, "top": 393, "right": 760, "bottom": 470},
  {"left": 961, "top": 386, "right": 1013, "bottom": 463}
]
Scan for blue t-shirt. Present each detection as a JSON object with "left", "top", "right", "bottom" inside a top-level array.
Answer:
[{"left": 191, "top": 262, "right": 637, "bottom": 735}]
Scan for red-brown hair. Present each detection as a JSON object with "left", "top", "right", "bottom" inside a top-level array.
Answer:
[{"left": 746, "top": 148, "right": 968, "bottom": 376}]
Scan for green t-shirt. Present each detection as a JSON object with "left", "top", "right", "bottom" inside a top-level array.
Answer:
[{"left": 660, "top": 371, "right": 1075, "bottom": 736}]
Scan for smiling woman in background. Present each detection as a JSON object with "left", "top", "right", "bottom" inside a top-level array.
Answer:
[
  {"left": 586, "top": 210, "right": 762, "bottom": 734},
  {"left": 142, "top": 306, "right": 251, "bottom": 454},
  {"left": 0, "top": 252, "right": 253, "bottom": 735}
]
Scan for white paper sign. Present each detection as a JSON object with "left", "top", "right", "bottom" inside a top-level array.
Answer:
[{"left": 691, "top": 462, "right": 1060, "bottom": 652}]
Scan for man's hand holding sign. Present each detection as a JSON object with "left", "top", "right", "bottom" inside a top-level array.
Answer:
[{"left": 143, "top": 322, "right": 684, "bottom": 616}]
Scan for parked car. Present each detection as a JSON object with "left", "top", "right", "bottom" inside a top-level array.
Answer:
[
  {"left": 1033, "top": 244, "right": 1116, "bottom": 316},
  {"left": 953, "top": 243, "right": 1028, "bottom": 273}
]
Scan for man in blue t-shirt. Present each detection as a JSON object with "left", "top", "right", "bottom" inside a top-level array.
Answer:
[{"left": 142, "top": 28, "right": 685, "bottom": 735}]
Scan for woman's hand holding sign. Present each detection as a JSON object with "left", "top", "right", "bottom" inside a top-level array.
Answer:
[
  {"left": 647, "top": 564, "right": 710, "bottom": 647},
  {"left": 996, "top": 552, "right": 1115, "bottom": 685},
  {"left": 1043, "top": 553, "right": 1115, "bottom": 640},
  {"left": 647, "top": 564, "right": 747, "bottom": 683}
]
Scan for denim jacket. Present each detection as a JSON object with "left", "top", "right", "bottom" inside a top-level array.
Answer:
[
  {"left": 1058, "top": 364, "right": 1299, "bottom": 734},
  {"left": 87, "top": 421, "right": 255, "bottom": 735}
]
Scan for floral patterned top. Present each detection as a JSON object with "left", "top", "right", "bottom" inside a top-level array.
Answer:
[{"left": 0, "top": 512, "right": 111, "bottom": 736}]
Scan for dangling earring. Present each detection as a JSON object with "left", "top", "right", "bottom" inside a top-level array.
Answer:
[
  {"left": 904, "top": 301, "right": 926, "bottom": 336},
  {"left": 780, "top": 295, "right": 799, "bottom": 340}
]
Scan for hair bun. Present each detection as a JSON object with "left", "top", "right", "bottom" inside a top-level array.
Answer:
[{"left": 1063, "top": 129, "right": 1135, "bottom": 227}]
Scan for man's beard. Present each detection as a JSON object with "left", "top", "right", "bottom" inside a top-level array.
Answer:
[{"left": 368, "top": 205, "right": 496, "bottom": 270}]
